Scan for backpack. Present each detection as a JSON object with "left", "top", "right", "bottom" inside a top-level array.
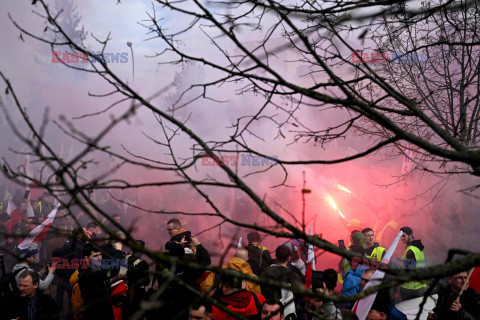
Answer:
[{"left": 0, "top": 266, "right": 28, "bottom": 299}]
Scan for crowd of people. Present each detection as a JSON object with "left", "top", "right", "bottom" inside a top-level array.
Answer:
[{"left": 0, "top": 193, "right": 479, "bottom": 320}]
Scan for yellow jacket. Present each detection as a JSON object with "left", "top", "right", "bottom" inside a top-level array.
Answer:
[
  {"left": 200, "top": 257, "right": 261, "bottom": 294},
  {"left": 70, "top": 269, "right": 85, "bottom": 320}
]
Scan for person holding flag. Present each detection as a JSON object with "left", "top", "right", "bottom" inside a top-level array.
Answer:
[{"left": 428, "top": 270, "right": 480, "bottom": 320}]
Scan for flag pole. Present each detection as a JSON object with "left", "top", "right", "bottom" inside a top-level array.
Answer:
[{"left": 455, "top": 268, "right": 475, "bottom": 302}]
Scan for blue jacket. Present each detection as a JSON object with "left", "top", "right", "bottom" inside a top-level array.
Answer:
[{"left": 341, "top": 265, "right": 367, "bottom": 308}]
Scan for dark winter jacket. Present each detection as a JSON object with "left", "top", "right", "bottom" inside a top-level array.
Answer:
[
  {"left": 52, "top": 238, "right": 85, "bottom": 281},
  {"left": 260, "top": 264, "right": 303, "bottom": 300},
  {"left": 212, "top": 289, "right": 266, "bottom": 320},
  {"left": 433, "top": 286, "right": 480, "bottom": 320},
  {"left": 288, "top": 261, "right": 306, "bottom": 283},
  {"left": 246, "top": 243, "right": 272, "bottom": 276},
  {"left": 7, "top": 291, "right": 59, "bottom": 320},
  {"left": 127, "top": 254, "right": 150, "bottom": 289},
  {"left": 78, "top": 268, "right": 114, "bottom": 320},
  {"left": 146, "top": 243, "right": 211, "bottom": 320}
]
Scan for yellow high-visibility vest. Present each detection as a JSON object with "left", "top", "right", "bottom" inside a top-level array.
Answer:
[
  {"left": 368, "top": 246, "right": 386, "bottom": 261},
  {"left": 400, "top": 245, "right": 427, "bottom": 290}
]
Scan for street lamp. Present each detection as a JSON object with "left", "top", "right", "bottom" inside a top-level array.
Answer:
[{"left": 126, "top": 40, "right": 134, "bottom": 85}]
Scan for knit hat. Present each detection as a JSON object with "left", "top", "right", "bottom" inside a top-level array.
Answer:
[
  {"left": 352, "top": 232, "right": 367, "bottom": 249},
  {"left": 16, "top": 248, "right": 39, "bottom": 261},
  {"left": 400, "top": 226, "right": 413, "bottom": 235}
]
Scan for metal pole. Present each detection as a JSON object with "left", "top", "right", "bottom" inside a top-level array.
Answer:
[{"left": 126, "top": 41, "right": 134, "bottom": 86}]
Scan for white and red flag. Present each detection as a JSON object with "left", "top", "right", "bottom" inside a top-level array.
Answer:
[
  {"left": 6, "top": 201, "right": 24, "bottom": 233},
  {"left": 304, "top": 227, "right": 316, "bottom": 290},
  {"left": 352, "top": 230, "right": 404, "bottom": 320},
  {"left": 18, "top": 204, "right": 60, "bottom": 250}
]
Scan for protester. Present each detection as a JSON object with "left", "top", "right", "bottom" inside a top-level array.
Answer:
[
  {"left": 310, "top": 279, "right": 342, "bottom": 320},
  {"left": 76, "top": 243, "right": 114, "bottom": 320},
  {"left": 246, "top": 231, "right": 272, "bottom": 276},
  {"left": 7, "top": 270, "right": 59, "bottom": 320},
  {"left": 360, "top": 268, "right": 376, "bottom": 291},
  {"left": 399, "top": 227, "right": 427, "bottom": 300},
  {"left": 125, "top": 240, "right": 150, "bottom": 317},
  {"left": 359, "top": 268, "right": 407, "bottom": 320},
  {"left": 341, "top": 309, "right": 359, "bottom": 320},
  {"left": 86, "top": 222, "right": 102, "bottom": 244},
  {"left": 341, "top": 245, "right": 367, "bottom": 308},
  {"left": 366, "top": 301, "right": 389, "bottom": 320},
  {"left": 261, "top": 245, "right": 303, "bottom": 319},
  {"left": 362, "top": 228, "right": 386, "bottom": 261},
  {"left": 13, "top": 248, "right": 56, "bottom": 290},
  {"left": 261, "top": 245, "right": 303, "bottom": 300},
  {"left": 261, "top": 299, "right": 285, "bottom": 320},
  {"left": 428, "top": 271, "right": 480, "bottom": 320},
  {"left": 201, "top": 247, "right": 261, "bottom": 294},
  {"left": 166, "top": 218, "right": 190, "bottom": 243},
  {"left": 147, "top": 238, "right": 210, "bottom": 320},
  {"left": 189, "top": 301, "right": 213, "bottom": 320},
  {"left": 340, "top": 231, "right": 366, "bottom": 278},
  {"left": 212, "top": 268, "right": 265, "bottom": 320},
  {"left": 290, "top": 247, "right": 306, "bottom": 277},
  {"left": 0, "top": 212, "right": 15, "bottom": 271}
]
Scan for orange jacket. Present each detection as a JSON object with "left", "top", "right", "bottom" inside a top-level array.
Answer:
[
  {"left": 70, "top": 269, "right": 85, "bottom": 320},
  {"left": 200, "top": 257, "right": 261, "bottom": 294}
]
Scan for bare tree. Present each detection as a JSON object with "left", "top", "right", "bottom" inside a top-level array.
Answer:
[{"left": 1, "top": 0, "right": 480, "bottom": 319}]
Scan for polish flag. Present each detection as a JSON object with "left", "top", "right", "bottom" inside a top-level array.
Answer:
[
  {"left": 18, "top": 204, "right": 60, "bottom": 250},
  {"left": 470, "top": 266, "right": 480, "bottom": 294},
  {"left": 305, "top": 228, "right": 316, "bottom": 291},
  {"left": 6, "top": 201, "right": 24, "bottom": 232}
]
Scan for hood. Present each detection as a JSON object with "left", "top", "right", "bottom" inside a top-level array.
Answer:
[
  {"left": 408, "top": 239, "right": 424, "bottom": 251},
  {"left": 262, "top": 265, "right": 291, "bottom": 281},
  {"left": 170, "top": 229, "right": 189, "bottom": 242},
  {"left": 226, "top": 257, "right": 254, "bottom": 276},
  {"left": 220, "top": 289, "right": 254, "bottom": 309},
  {"left": 70, "top": 269, "right": 80, "bottom": 287},
  {"left": 13, "top": 263, "right": 30, "bottom": 273}
]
